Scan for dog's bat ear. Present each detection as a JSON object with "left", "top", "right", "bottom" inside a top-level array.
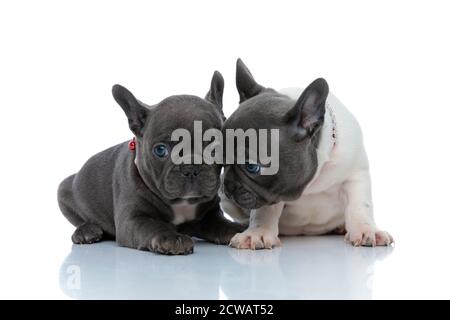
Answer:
[
  {"left": 205, "top": 70, "right": 224, "bottom": 109},
  {"left": 112, "top": 84, "right": 148, "bottom": 137},
  {"left": 285, "top": 78, "right": 329, "bottom": 140},
  {"left": 235, "top": 58, "right": 264, "bottom": 103}
]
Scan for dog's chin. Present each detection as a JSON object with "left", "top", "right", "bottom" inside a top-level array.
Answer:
[{"left": 168, "top": 194, "right": 213, "bottom": 205}]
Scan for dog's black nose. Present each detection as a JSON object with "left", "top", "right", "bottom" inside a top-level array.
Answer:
[{"left": 180, "top": 165, "right": 200, "bottom": 178}]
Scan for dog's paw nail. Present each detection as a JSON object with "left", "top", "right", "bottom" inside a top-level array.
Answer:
[
  {"left": 346, "top": 228, "right": 393, "bottom": 247},
  {"left": 228, "top": 228, "right": 281, "bottom": 250}
]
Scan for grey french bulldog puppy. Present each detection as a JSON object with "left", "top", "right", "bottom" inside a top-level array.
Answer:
[
  {"left": 221, "top": 59, "right": 393, "bottom": 249},
  {"left": 58, "top": 71, "right": 245, "bottom": 255}
]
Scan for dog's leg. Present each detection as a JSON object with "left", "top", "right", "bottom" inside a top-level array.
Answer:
[
  {"left": 229, "top": 202, "right": 284, "bottom": 250},
  {"left": 116, "top": 214, "right": 195, "bottom": 255},
  {"left": 179, "top": 210, "right": 247, "bottom": 245},
  {"left": 342, "top": 170, "right": 394, "bottom": 246}
]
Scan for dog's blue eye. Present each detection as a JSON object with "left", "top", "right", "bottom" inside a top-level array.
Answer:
[
  {"left": 245, "top": 163, "right": 261, "bottom": 174},
  {"left": 153, "top": 144, "right": 169, "bottom": 158}
]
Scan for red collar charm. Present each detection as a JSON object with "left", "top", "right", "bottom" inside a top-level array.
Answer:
[{"left": 128, "top": 137, "right": 136, "bottom": 151}]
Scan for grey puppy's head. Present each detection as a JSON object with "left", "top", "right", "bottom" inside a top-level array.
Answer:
[
  {"left": 113, "top": 71, "right": 225, "bottom": 205},
  {"left": 223, "top": 59, "right": 329, "bottom": 209}
]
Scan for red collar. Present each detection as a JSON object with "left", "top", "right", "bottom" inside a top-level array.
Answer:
[{"left": 128, "top": 137, "right": 136, "bottom": 151}]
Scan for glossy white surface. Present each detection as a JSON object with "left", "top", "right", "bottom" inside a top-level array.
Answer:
[
  {"left": 3, "top": 225, "right": 450, "bottom": 299},
  {"left": 58, "top": 237, "right": 393, "bottom": 300}
]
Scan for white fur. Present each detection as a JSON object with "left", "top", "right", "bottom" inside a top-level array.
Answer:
[
  {"left": 226, "top": 88, "right": 393, "bottom": 248},
  {"left": 171, "top": 202, "right": 197, "bottom": 225}
]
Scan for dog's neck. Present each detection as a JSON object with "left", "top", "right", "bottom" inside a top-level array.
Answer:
[
  {"left": 316, "top": 101, "right": 337, "bottom": 166},
  {"left": 303, "top": 100, "right": 337, "bottom": 193}
]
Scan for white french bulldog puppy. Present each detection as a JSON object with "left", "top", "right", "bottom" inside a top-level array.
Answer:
[{"left": 221, "top": 59, "right": 393, "bottom": 248}]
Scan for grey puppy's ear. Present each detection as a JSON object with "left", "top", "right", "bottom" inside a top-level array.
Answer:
[
  {"left": 205, "top": 71, "right": 225, "bottom": 109},
  {"left": 236, "top": 58, "right": 264, "bottom": 103},
  {"left": 112, "top": 84, "right": 148, "bottom": 137},
  {"left": 285, "top": 78, "right": 329, "bottom": 140}
]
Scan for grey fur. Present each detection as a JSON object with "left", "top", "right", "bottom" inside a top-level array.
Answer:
[
  {"left": 223, "top": 59, "right": 329, "bottom": 209},
  {"left": 58, "top": 72, "right": 244, "bottom": 255}
]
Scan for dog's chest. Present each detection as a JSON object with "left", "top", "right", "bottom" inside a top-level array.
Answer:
[
  {"left": 170, "top": 203, "right": 198, "bottom": 225},
  {"left": 280, "top": 183, "right": 345, "bottom": 235}
]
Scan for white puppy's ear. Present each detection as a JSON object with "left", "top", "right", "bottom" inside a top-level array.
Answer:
[
  {"left": 112, "top": 84, "right": 148, "bottom": 137},
  {"left": 205, "top": 70, "right": 225, "bottom": 109},
  {"left": 235, "top": 58, "right": 265, "bottom": 103},
  {"left": 285, "top": 78, "right": 329, "bottom": 139}
]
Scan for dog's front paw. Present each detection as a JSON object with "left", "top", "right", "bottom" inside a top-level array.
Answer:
[
  {"left": 229, "top": 227, "right": 281, "bottom": 250},
  {"left": 345, "top": 224, "right": 394, "bottom": 247},
  {"left": 148, "top": 233, "right": 195, "bottom": 255}
]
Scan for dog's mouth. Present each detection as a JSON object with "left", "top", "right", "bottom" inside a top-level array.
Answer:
[
  {"left": 225, "top": 187, "right": 257, "bottom": 209},
  {"left": 162, "top": 167, "right": 220, "bottom": 204}
]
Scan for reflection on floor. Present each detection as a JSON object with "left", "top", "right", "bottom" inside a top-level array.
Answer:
[{"left": 59, "top": 236, "right": 393, "bottom": 299}]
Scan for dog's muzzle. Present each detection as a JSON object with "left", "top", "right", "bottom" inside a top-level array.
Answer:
[{"left": 224, "top": 181, "right": 257, "bottom": 209}]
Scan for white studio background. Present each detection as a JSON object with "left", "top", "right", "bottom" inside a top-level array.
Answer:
[{"left": 0, "top": 0, "right": 449, "bottom": 299}]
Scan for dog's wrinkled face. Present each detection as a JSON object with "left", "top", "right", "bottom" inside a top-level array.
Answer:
[
  {"left": 113, "top": 72, "right": 225, "bottom": 205},
  {"left": 223, "top": 59, "right": 329, "bottom": 209}
]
